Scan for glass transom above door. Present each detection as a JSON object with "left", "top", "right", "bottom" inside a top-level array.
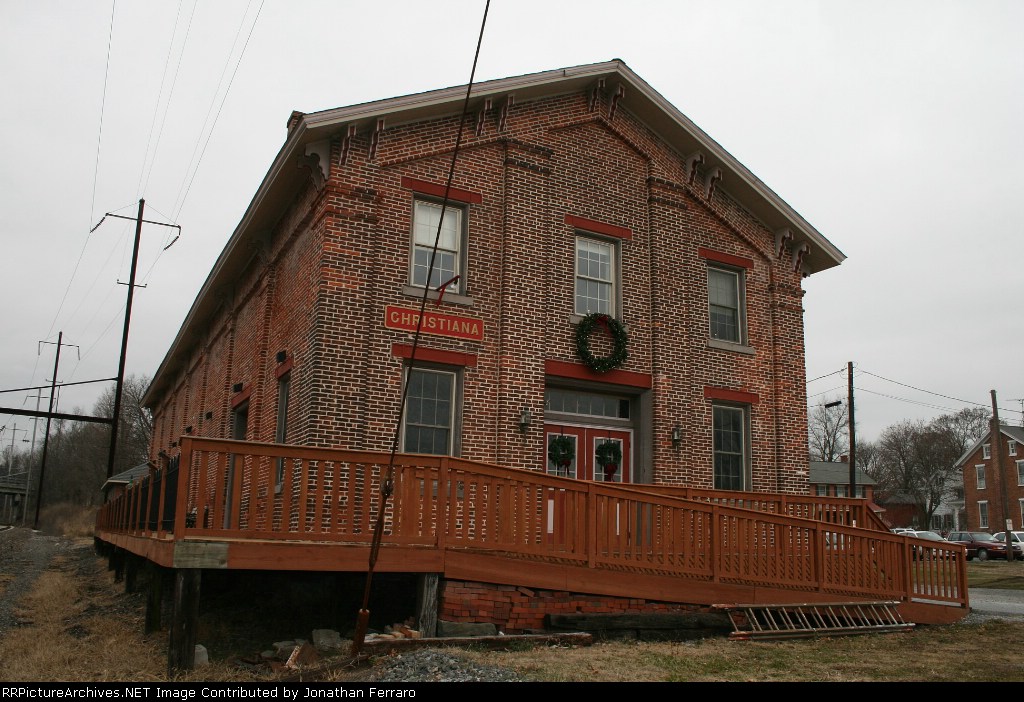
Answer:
[{"left": 545, "top": 388, "right": 630, "bottom": 420}]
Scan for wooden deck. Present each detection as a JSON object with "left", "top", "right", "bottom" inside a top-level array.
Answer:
[{"left": 95, "top": 436, "right": 968, "bottom": 628}]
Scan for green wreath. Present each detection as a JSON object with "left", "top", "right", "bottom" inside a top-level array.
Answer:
[
  {"left": 548, "top": 434, "right": 575, "bottom": 468},
  {"left": 595, "top": 440, "right": 622, "bottom": 468},
  {"left": 575, "top": 313, "right": 629, "bottom": 373}
]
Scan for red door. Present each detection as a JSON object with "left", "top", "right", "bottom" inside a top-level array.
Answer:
[{"left": 544, "top": 424, "right": 632, "bottom": 483}]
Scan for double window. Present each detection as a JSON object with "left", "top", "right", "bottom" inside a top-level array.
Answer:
[
  {"left": 983, "top": 443, "right": 991, "bottom": 459},
  {"left": 402, "top": 368, "right": 457, "bottom": 456},
  {"left": 411, "top": 200, "right": 464, "bottom": 292},
  {"left": 978, "top": 501, "right": 989, "bottom": 529},
  {"left": 575, "top": 236, "right": 616, "bottom": 315},
  {"left": 976, "top": 465, "right": 986, "bottom": 490},
  {"left": 712, "top": 404, "right": 748, "bottom": 491}
]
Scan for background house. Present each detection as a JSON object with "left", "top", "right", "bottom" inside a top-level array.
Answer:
[
  {"left": 809, "top": 457, "right": 876, "bottom": 500},
  {"left": 142, "top": 60, "right": 844, "bottom": 495},
  {"left": 957, "top": 424, "right": 1024, "bottom": 531}
]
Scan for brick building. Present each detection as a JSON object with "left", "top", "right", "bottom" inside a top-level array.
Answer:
[
  {"left": 957, "top": 425, "right": 1024, "bottom": 531},
  {"left": 142, "top": 60, "right": 844, "bottom": 494}
]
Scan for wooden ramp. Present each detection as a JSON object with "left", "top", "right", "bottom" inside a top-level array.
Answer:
[{"left": 715, "top": 601, "right": 914, "bottom": 641}]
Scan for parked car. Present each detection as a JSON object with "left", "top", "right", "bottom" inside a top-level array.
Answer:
[
  {"left": 987, "top": 532, "right": 1024, "bottom": 556},
  {"left": 901, "top": 530, "right": 955, "bottom": 560},
  {"left": 946, "top": 531, "right": 1021, "bottom": 561}
]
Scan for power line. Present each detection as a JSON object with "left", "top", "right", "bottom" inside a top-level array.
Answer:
[
  {"left": 136, "top": 0, "right": 192, "bottom": 199},
  {"left": 858, "top": 368, "right": 1021, "bottom": 416},
  {"left": 171, "top": 0, "right": 265, "bottom": 222},
  {"left": 807, "top": 368, "right": 845, "bottom": 384}
]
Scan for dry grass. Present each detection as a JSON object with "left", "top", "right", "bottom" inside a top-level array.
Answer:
[
  {"left": 452, "top": 619, "right": 1024, "bottom": 682},
  {"left": 38, "top": 502, "right": 98, "bottom": 538}
]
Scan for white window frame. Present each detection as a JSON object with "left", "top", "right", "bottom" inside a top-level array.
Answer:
[
  {"left": 978, "top": 501, "right": 989, "bottom": 530},
  {"left": 410, "top": 199, "right": 465, "bottom": 293},
  {"left": 712, "top": 403, "right": 749, "bottom": 491},
  {"left": 983, "top": 443, "right": 991, "bottom": 459},
  {"left": 836, "top": 485, "right": 849, "bottom": 498},
  {"left": 574, "top": 234, "right": 617, "bottom": 316},
  {"left": 1009, "top": 440, "right": 1017, "bottom": 457},
  {"left": 1017, "top": 459, "right": 1024, "bottom": 486},
  {"left": 1019, "top": 499, "right": 1024, "bottom": 529},
  {"left": 976, "top": 464, "right": 986, "bottom": 490},
  {"left": 815, "top": 484, "right": 827, "bottom": 497},
  {"left": 401, "top": 367, "right": 459, "bottom": 456},
  {"left": 707, "top": 264, "right": 747, "bottom": 345}
]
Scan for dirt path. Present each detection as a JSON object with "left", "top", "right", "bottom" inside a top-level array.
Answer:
[{"left": 0, "top": 527, "right": 74, "bottom": 635}]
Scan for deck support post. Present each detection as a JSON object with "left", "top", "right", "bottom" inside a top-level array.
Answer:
[
  {"left": 416, "top": 573, "right": 439, "bottom": 638},
  {"left": 145, "top": 563, "right": 164, "bottom": 634},
  {"left": 168, "top": 568, "right": 201, "bottom": 674},
  {"left": 113, "top": 549, "right": 125, "bottom": 582},
  {"left": 124, "top": 555, "right": 140, "bottom": 593}
]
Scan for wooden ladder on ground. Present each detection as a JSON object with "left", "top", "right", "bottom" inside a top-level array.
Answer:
[{"left": 714, "top": 601, "right": 914, "bottom": 641}]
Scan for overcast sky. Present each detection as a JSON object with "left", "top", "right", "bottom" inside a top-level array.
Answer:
[{"left": 1, "top": 0, "right": 1022, "bottom": 450}]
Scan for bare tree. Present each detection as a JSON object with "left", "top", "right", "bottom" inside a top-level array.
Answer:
[
  {"left": 869, "top": 408, "right": 990, "bottom": 527},
  {"left": 808, "top": 396, "right": 849, "bottom": 462}
]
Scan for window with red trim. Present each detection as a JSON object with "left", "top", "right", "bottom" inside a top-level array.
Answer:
[
  {"left": 707, "top": 264, "right": 747, "bottom": 344},
  {"left": 410, "top": 199, "right": 466, "bottom": 293}
]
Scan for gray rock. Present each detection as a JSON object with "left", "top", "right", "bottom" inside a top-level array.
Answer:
[
  {"left": 312, "top": 629, "right": 344, "bottom": 650},
  {"left": 194, "top": 644, "right": 209, "bottom": 666}
]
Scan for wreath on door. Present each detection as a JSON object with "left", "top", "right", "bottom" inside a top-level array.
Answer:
[
  {"left": 596, "top": 440, "right": 622, "bottom": 481},
  {"left": 575, "top": 313, "right": 628, "bottom": 373},
  {"left": 548, "top": 435, "right": 575, "bottom": 468}
]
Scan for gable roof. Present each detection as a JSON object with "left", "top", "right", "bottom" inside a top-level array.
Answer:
[
  {"left": 809, "top": 461, "right": 877, "bottom": 486},
  {"left": 143, "top": 59, "right": 845, "bottom": 406},
  {"left": 953, "top": 424, "right": 1024, "bottom": 468},
  {"left": 101, "top": 462, "right": 152, "bottom": 492}
]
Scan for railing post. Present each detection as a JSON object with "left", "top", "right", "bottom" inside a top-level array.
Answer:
[
  {"left": 155, "top": 467, "right": 167, "bottom": 539},
  {"left": 587, "top": 482, "right": 597, "bottom": 568},
  {"left": 814, "top": 522, "right": 825, "bottom": 592},
  {"left": 437, "top": 458, "right": 448, "bottom": 553},
  {"left": 173, "top": 438, "right": 192, "bottom": 540},
  {"left": 711, "top": 504, "right": 720, "bottom": 583}
]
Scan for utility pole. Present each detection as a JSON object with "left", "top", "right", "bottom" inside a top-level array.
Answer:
[
  {"left": 22, "top": 392, "right": 43, "bottom": 527},
  {"left": 991, "top": 390, "right": 1013, "bottom": 561},
  {"left": 95, "top": 198, "right": 178, "bottom": 479},
  {"left": 848, "top": 361, "right": 857, "bottom": 502},
  {"left": 107, "top": 198, "right": 146, "bottom": 480},
  {"left": 34, "top": 331, "right": 65, "bottom": 529}
]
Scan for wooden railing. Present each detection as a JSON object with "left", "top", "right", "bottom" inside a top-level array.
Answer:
[
  {"left": 95, "top": 437, "right": 966, "bottom": 608},
  {"left": 636, "top": 485, "right": 892, "bottom": 532}
]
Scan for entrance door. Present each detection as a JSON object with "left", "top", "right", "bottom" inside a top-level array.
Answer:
[{"left": 544, "top": 424, "right": 632, "bottom": 483}]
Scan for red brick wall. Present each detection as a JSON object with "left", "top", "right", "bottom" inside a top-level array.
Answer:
[
  {"left": 149, "top": 83, "right": 814, "bottom": 494},
  {"left": 439, "top": 579, "right": 706, "bottom": 634},
  {"left": 962, "top": 433, "right": 1024, "bottom": 531}
]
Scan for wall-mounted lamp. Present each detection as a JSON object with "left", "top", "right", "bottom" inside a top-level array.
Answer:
[
  {"left": 518, "top": 406, "right": 532, "bottom": 434},
  {"left": 824, "top": 400, "right": 842, "bottom": 409},
  {"left": 276, "top": 350, "right": 288, "bottom": 364},
  {"left": 232, "top": 382, "right": 244, "bottom": 394},
  {"left": 671, "top": 425, "right": 682, "bottom": 449}
]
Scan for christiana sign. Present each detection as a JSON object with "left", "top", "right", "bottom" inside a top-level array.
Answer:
[{"left": 384, "top": 305, "right": 484, "bottom": 341}]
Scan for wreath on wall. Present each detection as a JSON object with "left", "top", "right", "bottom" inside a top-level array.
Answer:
[
  {"left": 574, "top": 313, "right": 629, "bottom": 373},
  {"left": 548, "top": 434, "right": 575, "bottom": 468}
]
